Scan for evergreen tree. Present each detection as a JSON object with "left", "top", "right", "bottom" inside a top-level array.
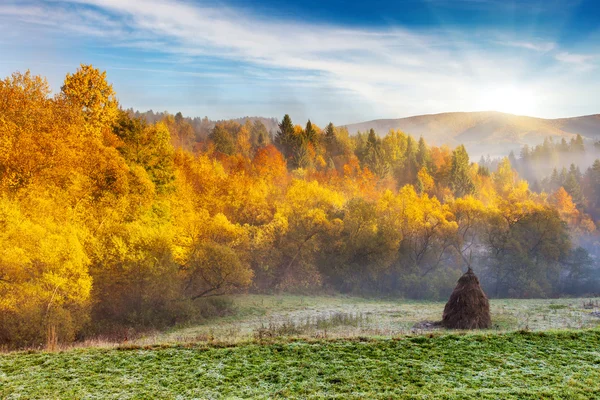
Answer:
[
  {"left": 508, "top": 151, "right": 518, "bottom": 170},
  {"left": 588, "top": 160, "right": 600, "bottom": 212},
  {"left": 564, "top": 173, "right": 583, "bottom": 205},
  {"left": 293, "top": 144, "right": 312, "bottom": 169},
  {"left": 477, "top": 165, "right": 490, "bottom": 177},
  {"left": 560, "top": 167, "right": 568, "bottom": 187},
  {"left": 570, "top": 163, "right": 583, "bottom": 181},
  {"left": 450, "top": 145, "right": 475, "bottom": 197},
  {"left": 416, "top": 136, "right": 432, "bottom": 172},
  {"left": 354, "top": 130, "right": 368, "bottom": 162},
  {"left": 275, "top": 114, "right": 295, "bottom": 159},
  {"left": 364, "top": 129, "right": 388, "bottom": 176},
  {"left": 251, "top": 120, "right": 269, "bottom": 148},
  {"left": 520, "top": 144, "right": 530, "bottom": 160},
  {"left": 565, "top": 164, "right": 584, "bottom": 204},
  {"left": 175, "top": 111, "right": 184, "bottom": 125},
  {"left": 550, "top": 168, "right": 560, "bottom": 191},
  {"left": 571, "top": 134, "right": 585, "bottom": 152},
  {"left": 478, "top": 155, "right": 488, "bottom": 170},
  {"left": 415, "top": 175, "right": 425, "bottom": 194},
  {"left": 304, "top": 120, "right": 317, "bottom": 144},
  {"left": 257, "top": 130, "right": 267, "bottom": 148},
  {"left": 402, "top": 136, "right": 418, "bottom": 184},
  {"left": 367, "top": 128, "right": 378, "bottom": 149},
  {"left": 559, "top": 138, "right": 569, "bottom": 152},
  {"left": 324, "top": 122, "right": 336, "bottom": 155},
  {"left": 209, "top": 124, "right": 235, "bottom": 155}
]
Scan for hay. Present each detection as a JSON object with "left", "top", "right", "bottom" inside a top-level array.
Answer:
[{"left": 442, "top": 268, "right": 491, "bottom": 329}]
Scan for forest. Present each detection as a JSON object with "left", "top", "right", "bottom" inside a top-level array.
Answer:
[{"left": 1, "top": 65, "right": 599, "bottom": 348}]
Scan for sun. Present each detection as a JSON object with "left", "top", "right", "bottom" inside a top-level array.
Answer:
[{"left": 478, "top": 85, "right": 538, "bottom": 116}]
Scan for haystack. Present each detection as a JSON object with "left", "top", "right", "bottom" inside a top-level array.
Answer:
[{"left": 442, "top": 268, "right": 491, "bottom": 329}]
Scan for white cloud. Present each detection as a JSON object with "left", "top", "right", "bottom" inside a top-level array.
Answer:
[
  {"left": 40, "top": 1, "right": 509, "bottom": 110},
  {"left": 1, "top": 0, "right": 598, "bottom": 122},
  {"left": 499, "top": 40, "right": 555, "bottom": 53},
  {"left": 555, "top": 52, "right": 597, "bottom": 71}
]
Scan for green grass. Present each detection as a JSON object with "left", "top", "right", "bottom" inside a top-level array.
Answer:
[
  {"left": 2, "top": 330, "right": 600, "bottom": 399},
  {"left": 2, "top": 295, "right": 600, "bottom": 398}
]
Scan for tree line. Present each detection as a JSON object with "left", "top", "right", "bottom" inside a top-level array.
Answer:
[
  {"left": 0, "top": 65, "right": 598, "bottom": 348},
  {"left": 480, "top": 138, "right": 600, "bottom": 256}
]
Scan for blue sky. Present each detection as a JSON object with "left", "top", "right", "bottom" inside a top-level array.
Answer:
[{"left": 1, "top": 0, "right": 599, "bottom": 125}]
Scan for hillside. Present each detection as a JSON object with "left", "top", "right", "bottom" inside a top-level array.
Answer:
[{"left": 344, "top": 111, "right": 600, "bottom": 158}]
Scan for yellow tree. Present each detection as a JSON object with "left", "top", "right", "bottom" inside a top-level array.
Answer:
[
  {"left": 396, "top": 185, "right": 457, "bottom": 277},
  {"left": 416, "top": 167, "right": 434, "bottom": 194},
  {"left": 317, "top": 195, "right": 403, "bottom": 292},
  {"left": 0, "top": 194, "right": 91, "bottom": 347},
  {"left": 61, "top": 64, "right": 119, "bottom": 137},
  {"left": 493, "top": 157, "right": 518, "bottom": 198},
  {"left": 163, "top": 113, "right": 194, "bottom": 149},
  {"left": 113, "top": 111, "right": 175, "bottom": 193},
  {"left": 171, "top": 177, "right": 254, "bottom": 299},
  {"left": 236, "top": 121, "right": 253, "bottom": 159},
  {"left": 551, "top": 187, "right": 578, "bottom": 221},
  {"left": 259, "top": 179, "right": 344, "bottom": 289},
  {"left": 550, "top": 186, "right": 596, "bottom": 235}
]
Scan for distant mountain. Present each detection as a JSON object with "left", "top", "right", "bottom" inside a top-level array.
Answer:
[{"left": 343, "top": 111, "right": 600, "bottom": 158}]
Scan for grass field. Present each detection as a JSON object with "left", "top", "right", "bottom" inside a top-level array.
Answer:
[
  {"left": 146, "top": 295, "right": 600, "bottom": 346},
  {"left": 2, "top": 296, "right": 600, "bottom": 399},
  {"left": 2, "top": 330, "right": 600, "bottom": 399}
]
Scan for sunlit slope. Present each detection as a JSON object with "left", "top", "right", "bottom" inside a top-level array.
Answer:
[{"left": 344, "top": 111, "right": 600, "bottom": 157}]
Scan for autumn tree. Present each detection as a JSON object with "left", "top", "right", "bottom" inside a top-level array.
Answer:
[
  {"left": 164, "top": 112, "right": 194, "bottom": 149},
  {"left": 61, "top": 64, "right": 118, "bottom": 136},
  {"left": 183, "top": 242, "right": 253, "bottom": 299},
  {"left": 0, "top": 195, "right": 91, "bottom": 347},
  {"left": 257, "top": 180, "right": 344, "bottom": 289},
  {"left": 388, "top": 186, "right": 458, "bottom": 298},
  {"left": 113, "top": 111, "right": 175, "bottom": 193}
]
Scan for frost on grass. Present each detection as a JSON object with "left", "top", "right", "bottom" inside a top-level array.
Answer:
[
  {"left": 6, "top": 331, "right": 600, "bottom": 399},
  {"left": 140, "top": 295, "right": 600, "bottom": 345}
]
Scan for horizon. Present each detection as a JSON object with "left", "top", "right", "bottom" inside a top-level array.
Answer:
[
  {"left": 324, "top": 109, "right": 600, "bottom": 127},
  {"left": 2, "top": 0, "right": 600, "bottom": 126},
  {"left": 135, "top": 109, "right": 600, "bottom": 127}
]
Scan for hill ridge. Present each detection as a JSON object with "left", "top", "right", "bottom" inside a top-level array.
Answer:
[{"left": 343, "top": 111, "right": 600, "bottom": 158}]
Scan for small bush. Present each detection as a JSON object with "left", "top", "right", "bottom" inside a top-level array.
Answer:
[{"left": 548, "top": 304, "right": 568, "bottom": 310}]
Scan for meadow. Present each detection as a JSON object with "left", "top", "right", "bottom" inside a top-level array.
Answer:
[
  {"left": 143, "top": 295, "right": 600, "bottom": 345},
  {"left": 2, "top": 296, "right": 600, "bottom": 399}
]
